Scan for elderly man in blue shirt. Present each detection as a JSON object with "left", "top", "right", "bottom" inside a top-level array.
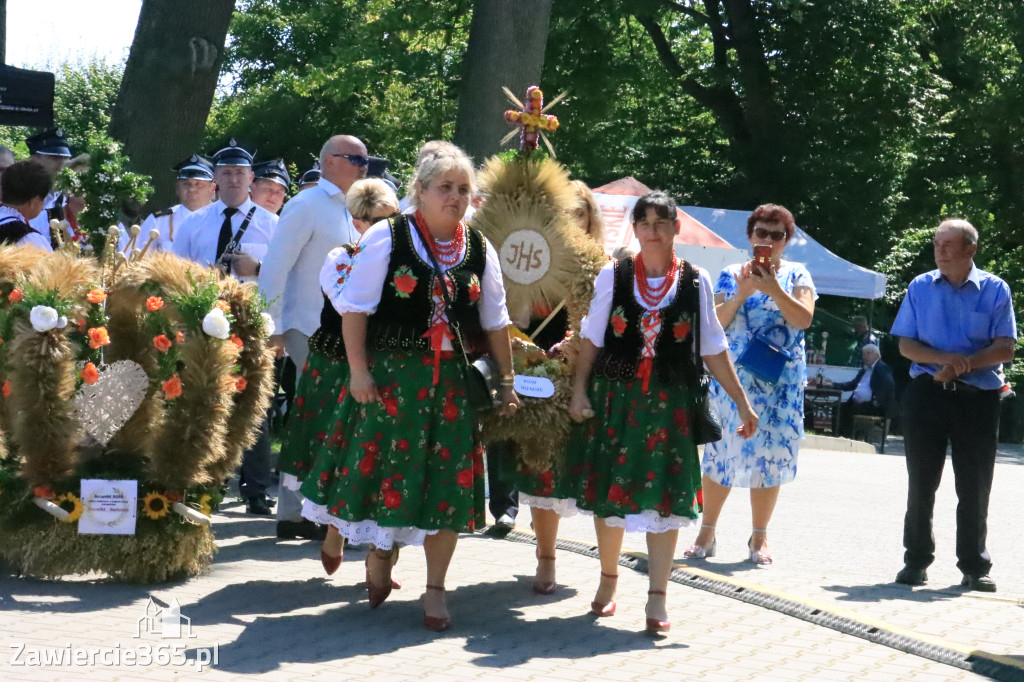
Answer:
[{"left": 890, "top": 219, "right": 1017, "bottom": 593}]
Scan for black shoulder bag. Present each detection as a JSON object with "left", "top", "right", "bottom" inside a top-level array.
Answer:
[
  {"left": 687, "top": 262, "right": 723, "bottom": 445},
  {"left": 413, "top": 220, "right": 500, "bottom": 411}
]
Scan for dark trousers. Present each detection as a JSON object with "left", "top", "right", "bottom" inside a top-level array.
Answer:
[
  {"left": 902, "top": 375, "right": 999, "bottom": 576},
  {"left": 486, "top": 441, "right": 518, "bottom": 520},
  {"left": 239, "top": 414, "right": 273, "bottom": 500},
  {"left": 839, "top": 400, "right": 884, "bottom": 439}
]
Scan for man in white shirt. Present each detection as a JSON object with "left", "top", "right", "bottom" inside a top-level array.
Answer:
[
  {"left": 174, "top": 139, "right": 280, "bottom": 515},
  {"left": 0, "top": 160, "right": 54, "bottom": 249},
  {"left": 835, "top": 343, "right": 896, "bottom": 438},
  {"left": 25, "top": 128, "right": 72, "bottom": 247},
  {"left": 136, "top": 155, "right": 216, "bottom": 252},
  {"left": 258, "top": 133, "right": 367, "bottom": 538}
]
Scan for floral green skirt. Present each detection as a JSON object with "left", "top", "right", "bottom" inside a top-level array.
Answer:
[
  {"left": 278, "top": 350, "right": 343, "bottom": 485},
  {"left": 514, "top": 457, "right": 580, "bottom": 517},
  {"left": 561, "top": 374, "right": 703, "bottom": 533},
  {"left": 296, "top": 350, "right": 485, "bottom": 549}
]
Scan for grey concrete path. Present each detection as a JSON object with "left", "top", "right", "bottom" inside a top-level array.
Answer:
[{"left": 0, "top": 444, "right": 1022, "bottom": 681}]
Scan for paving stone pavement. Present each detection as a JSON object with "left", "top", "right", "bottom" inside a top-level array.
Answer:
[{"left": 0, "top": 445, "right": 1021, "bottom": 680}]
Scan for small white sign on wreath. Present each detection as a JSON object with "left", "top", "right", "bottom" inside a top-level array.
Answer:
[
  {"left": 78, "top": 479, "right": 137, "bottom": 535},
  {"left": 499, "top": 229, "right": 552, "bottom": 286},
  {"left": 74, "top": 360, "right": 149, "bottom": 446}
]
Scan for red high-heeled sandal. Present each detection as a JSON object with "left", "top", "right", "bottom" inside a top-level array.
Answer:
[
  {"left": 365, "top": 547, "right": 397, "bottom": 609},
  {"left": 590, "top": 572, "right": 617, "bottom": 617},
  {"left": 645, "top": 589, "right": 670, "bottom": 633},
  {"left": 423, "top": 584, "right": 451, "bottom": 632}
]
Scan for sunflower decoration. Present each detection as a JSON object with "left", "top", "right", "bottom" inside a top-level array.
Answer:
[
  {"left": 142, "top": 491, "right": 170, "bottom": 520},
  {"left": 54, "top": 492, "right": 84, "bottom": 523}
]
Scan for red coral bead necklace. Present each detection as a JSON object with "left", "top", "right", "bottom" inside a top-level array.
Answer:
[
  {"left": 414, "top": 210, "right": 464, "bottom": 266},
  {"left": 634, "top": 253, "right": 679, "bottom": 308}
]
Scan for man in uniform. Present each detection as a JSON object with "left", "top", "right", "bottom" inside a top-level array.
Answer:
[
  {"left": 138, "top": 155, "right": 216, "bottom": 252},
  {"left": 174, "top": 139, "right": 280, "bottom": 515},
  {"left": 25, "top": 128, "right": 72, "bottom": 247},
  {"left": 258, "top": 134, "right": 367, "bottom": 538},
  {"left": 0, "top": 160, "right": 53, "bottom": 249},
  {"left": 296, "top": 162, "right": 320, "bottom": 192},
  {"left": 891, "top": 219, "right": 1016, "bottom": 592},
  {"left": 251, "top": 159, "right": 291, "bottom": 215}
]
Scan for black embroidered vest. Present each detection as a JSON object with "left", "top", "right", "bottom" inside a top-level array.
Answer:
[
  {"left": 0, "top": 216, "right": 33, "bottom": 246},
  {"left": 365, "top": 215, "right": 487, "bottom": 353},
  {"left": 308, "top": 243, "right": 356, "bottom": 361},
  {"left": 591, "top": 256, "right": 700, "bottom": 387}
]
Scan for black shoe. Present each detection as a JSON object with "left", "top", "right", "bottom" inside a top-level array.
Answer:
[
  {"left": 277, "top": 520, "right": 327, "bottom": 541},
  {"left": 895, "top": 566, "right": 927, "bottom": 586},
  {"left": 961, "top": 574, "right": 996, "bottom": 592},
  {"left": 246, "top": 495, "right": 272, "bottom": 515},
  {"left": 484, "top": 513, "right": 515, "bottom": 538}
]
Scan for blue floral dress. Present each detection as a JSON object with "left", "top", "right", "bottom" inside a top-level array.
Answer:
[{"left": 702, "top": 261, "right": 816, "bottom": 488}]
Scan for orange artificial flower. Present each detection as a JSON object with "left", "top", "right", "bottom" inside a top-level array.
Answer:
[
  {"left": 229, "top": 334, "right": 244, "bottom": 349},
  {"left": 86, "top": 289, "right": 107, "bottom": 304},
  {"left": 146, "top": 296, "right": 164, "bottom": 311},
  {"left": 8, "top": 288, "right": 22, "bottom": 303},
  {"left": 234, "top": 375, "right": 248, "bottom": 392},
  {"left": 80, "top": 362, "right": 100, "bottom": 385},
  {"left": 215, "top": 300, "right": 231, "bottom": 313},
  {"left": 76, "top": 318, "right": 86, "bottom": 332},
  {"left": 162, "top": 374, "right": 182, "bottom": 400},
  {"left": 88, "top": 327, "right": 111, "bottom": 349},
  {"left": 32, "top": 485, "right": 54, "bottom": 499},
  {"left": 175, "top": 330, "right": 186, "bottom": 344},
  {"left": 153, "top": 334, "right": 172, "bottom": 353},
  {"left": 1, "top": 380, "right": 10, "bottom": 398}
]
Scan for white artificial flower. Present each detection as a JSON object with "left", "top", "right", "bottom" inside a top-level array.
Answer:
[
  {"left": 56, "top": 316, "right": 68, "bottom": 329},
  {"left": 261, "top": 312, "right": 275, "bottom": 337},
  {"left": 30, "top": 306, "right": 61, "bottom": 332},
  {"left": 202, "top": 308, "right": 231, "bottom": 339}
]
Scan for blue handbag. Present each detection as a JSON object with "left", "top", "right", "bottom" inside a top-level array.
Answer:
[{"left": 736, "top": 323, "right": 794, "bottom": 384}]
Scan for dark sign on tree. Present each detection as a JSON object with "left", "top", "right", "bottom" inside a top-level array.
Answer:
[{"left": 0, "top": 65, "right": 55, "bottom": 127}]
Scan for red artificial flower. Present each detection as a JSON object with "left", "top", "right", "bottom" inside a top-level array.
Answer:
[
  {"left": 175, "top": 330, "right": 186, "bottom": 343},
  {"left": 8, "top": 288, "right": 23, "bottom": 303},
  {"left": 86, "top": 289, "right": 107, "bottom": 304},
  {"left": 234, "top": 376, "right": 248, "bottom": 392},
  {"left": 215, "top": 300, "right": 231, "bottom": 313},
  {"left": 230, "top": 334, "right": 244, "bottom": 349},
  {"left": 153, "top": 334, "right": 172, "bottom": 353},
  {"left": 88, "top": 327, "right": 111, "bottom": 349},
  {"left": 456, "top": 469, "right": 474, "bottom": 488},
  {"left": 673, "top": 320, "right": 691, "bottom": 340},
  {"left": 80, "top": 362, "right": 100, "bottom": 385},
  {"left": 162, "top": 374, "right": 183, "bottom": 400},
  {"left": 146, "top": 296, "right": 164, "bottom": 311}
]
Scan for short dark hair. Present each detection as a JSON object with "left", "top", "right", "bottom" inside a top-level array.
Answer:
[
  {"left": 746, "top": 203, "right": 796, "bottom": 240},
  {"left": 2, "top": 160, "right": 52, "bottom": 206},
  {"left": 631, "top": 190, "right": 677, "bottom": 223}
]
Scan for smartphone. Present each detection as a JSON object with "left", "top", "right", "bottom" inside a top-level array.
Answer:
[{"left": 752, "top": 244, "right": 772, "bottom": 274}]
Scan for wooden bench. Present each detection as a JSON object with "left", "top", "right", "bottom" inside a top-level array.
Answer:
[{"left": 852, "top": 414, "right": 890, "bottom": 453}]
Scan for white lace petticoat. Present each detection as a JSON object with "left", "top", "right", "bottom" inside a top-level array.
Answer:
[
  {"left": 280, "top": 472, "right": 301, "bottom": 492},
  {"left": 518, "top": 493, "right": 580, "bottom": 518},
  {"left": 577, "top": 508, "right": 697, "bottom": 534},
  {"left": 300, "top": 499, "right": 438, "bottom": 550}
]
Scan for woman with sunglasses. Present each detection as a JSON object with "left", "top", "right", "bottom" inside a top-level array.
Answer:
[
  {"left": 683, "top": 203, "right": 816, "bottom": 566},
  {"left": 278, "top": 177, "right": 400, "bottom": 572},
  {"left": 566, "top": 191, "right": 757, "bottom": 633},
  {"left": 289, "top": 145, "right": 519, "bottom": 632}
]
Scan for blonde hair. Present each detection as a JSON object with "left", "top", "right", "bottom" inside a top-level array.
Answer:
[
  {"left": 410, "top": 144, "right": 475, "bottom": 209},
  {"left": 346, "top": 178, "right": 399, "bottom": 220},
  {"left": 571, "top": 180, "right": 605, "bottom": 246}
]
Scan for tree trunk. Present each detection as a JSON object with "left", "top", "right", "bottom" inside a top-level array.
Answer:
[
  {"left": 0, "top": 0, "right": 7, "bottom": 64},
  {"left": 453, "top": 0, "right": 553, "bottom": 163},
  {"left": 109, "top": 0, "right": 234, "bottom": 210}
]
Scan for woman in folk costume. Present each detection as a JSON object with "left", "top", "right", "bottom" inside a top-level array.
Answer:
[
  {"left": 565, "top": 191, "right": 757, "bottom": 633},
  {"left": 293, "top": 145, "right": 519, "bottom": 632},
  {"left": 278, "top": 178, "right": 399, "bottom": 576}
]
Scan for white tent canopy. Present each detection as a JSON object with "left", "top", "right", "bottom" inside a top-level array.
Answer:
[{"left": 682, "top": 206, "right": 887, "bottom": 300}]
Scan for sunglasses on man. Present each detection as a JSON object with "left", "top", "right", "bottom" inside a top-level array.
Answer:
[
  {"left": 753, "top": 226, "right": 787, "bottom": 241},
  {"left": 330, "top": 153, "right": 369, "bottom": 168}
]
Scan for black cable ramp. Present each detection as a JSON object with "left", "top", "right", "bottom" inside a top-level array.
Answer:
[{"left": 499, "top": 529, "right": 1024, "bottom": 682}]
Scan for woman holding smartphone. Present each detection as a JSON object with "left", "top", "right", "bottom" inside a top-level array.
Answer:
[{"left": 682, "top": 203, "right": 815, "bottom": 566}]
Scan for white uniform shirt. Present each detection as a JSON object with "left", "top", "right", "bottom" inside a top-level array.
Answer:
[
  {"left": 851, "top": 361, "right": 876, "bottom": 404},
  {"left": 27, "top": 192, "right": 66, "bottom": 248},
  {"left": 138, "top": 204, "right": 199, "bottom": 252},
  {"left": 258, "top": 178, "right": 357, "bottom": 337},
  {"left": 173, "top": 198, "right": 278, "bottom": 283},
  {"left": 0, "top": 206, "right": 51, "bottom": 251},
  {"left": 580, "top": 259, "right": 728, "bottom": 356},
  {"left": 334, "top": 217, "right": 511, "bottom": 349}
]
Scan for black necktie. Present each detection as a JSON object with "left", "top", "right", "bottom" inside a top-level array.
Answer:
[{"left": 216, "top": 207, "right": 238, "bottom": 261}]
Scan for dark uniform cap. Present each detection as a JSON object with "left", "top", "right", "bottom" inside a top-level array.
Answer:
[
  {"left": 26, "top": 128, "right": 72, "bottom": 157},
  {"left": 253, "top": 158, "right": 291, "bottom": 188},
  {"left": 366, "top": 156, "right": 401, "bottom": 192},
  {"left": 299, "top": 161, "right": 321, "bottom": 186},
  {"left": 173, "top": 154, "right": 215, "bottom": 181},
  {"left": 211, "top": 138, "right": 254, "bottom": 167}
]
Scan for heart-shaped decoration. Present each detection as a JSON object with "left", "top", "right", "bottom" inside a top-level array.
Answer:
[{"left": 74, "top": 360, "right": 149, "bottom": 446}]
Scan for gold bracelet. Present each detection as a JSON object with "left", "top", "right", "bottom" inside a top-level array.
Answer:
[{"left": 500, "top": 374, "right": 515, "bottom": 382}]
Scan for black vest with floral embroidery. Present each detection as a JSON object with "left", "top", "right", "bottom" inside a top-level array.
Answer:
[
  {"left": 308, "top": 243, "right": 356, "bottom": 361},
  {"left": 366, "top": 215, "right": 487, "bottom": 353},
  {"left": 591, "top": 256, "right": 700, "bottom": 387}
]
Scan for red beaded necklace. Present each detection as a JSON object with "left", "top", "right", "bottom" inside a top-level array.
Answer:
[
  {"left": 634, "top": 253, "right": 679, "bottom": 307},
  {"left": 414, "top": 210, "right": 465, "bottom": 266}
]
